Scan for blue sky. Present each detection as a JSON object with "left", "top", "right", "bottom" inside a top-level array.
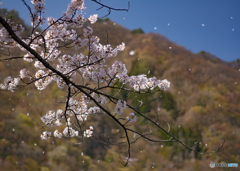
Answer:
[{"left": 1, "top": 0, "right": 240, "bottom": 62}]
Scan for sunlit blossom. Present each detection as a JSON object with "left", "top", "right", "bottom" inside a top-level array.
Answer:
[{"left": 88, "top": 14, "right": 98, "bottom": 24}]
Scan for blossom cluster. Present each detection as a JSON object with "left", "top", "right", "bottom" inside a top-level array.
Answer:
[
  {"left": 63, "top": 127, "right": 79, "bottom": 137},
  {"left": 0, "top": 0, "right": 170, "bottom": 141},
  {"left": 40, "top": 131, "right": 51, "bottom": 140},
  {"left": 115, "top": 100, "right": 127, "bottom": 115},
  {"left": 30, "top": 0, "right": 46, "bottom": 26},
  {"left": 0, "top": 76, "right": 20, "bottom": 92},
  {"left": 39, "top": 94, "right": 101, "bottom": 138},
  {"left": 84, "top": 126, "right": 94, "bottom": 138},
  {"left": 20, "top": 68, "right": 30, "bottom": 79},
  {"left": 128, "top": 75, "right": 170, "bottom": 92},
  {"left": 41, "top": 110, "right": 63, "bottom": 127},
  {"left": 0, "top": 19, "right": 25, "bottom": 48}
]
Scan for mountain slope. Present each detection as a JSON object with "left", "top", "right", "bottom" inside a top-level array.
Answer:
[{"left": 92, "top": 18, "right": 240, "bottom": 168}]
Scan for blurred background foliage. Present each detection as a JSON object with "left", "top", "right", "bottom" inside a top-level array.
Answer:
[{"left": 0, "top": 8, "right": 240, "bottom": 171}]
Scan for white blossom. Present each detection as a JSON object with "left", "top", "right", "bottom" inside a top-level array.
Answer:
[
  {"left": 56, "top": 109, "right": 64, "bottom": 119},
  {"left": 67, "top": 118, "right": 72, "bottom": 126},
  {"left": 54, "top": 119, "right": 62, "bottom": 126},
  {"left": 88, "top": 14, "right": 98, "bottom": 24},
  {"left": 115, "top": 100, "right": 126, "bottom": 115},
  {"left": 117, "top": 42, "right": 125, "bottom": 51},
  {"left": 40, "top": 131, "right": 51, "bottom": 140},
  {"left": 83, "top": 26, "right": 93, "bottom": 37},
  {"left": 63, "top": 127, "right": 79, "bottom": 137},
  {"left": 0, "top": 76, "right": 20, "bottom": 92},
  {"left": 54, "top": 130, "right": 62, "bottom": 138},
  {"left": 34, "top": 61, "right": 45, "bottom": 69},
  {"left": 20, "top": 68, "right": 30, "bottom": 79},
  {"left": 88, "top": 106, "right": 100, "bottom": 114},
  {"left": 158, "top": 79, "right": 170, "bottom": 90},
  {"left": 96, "top": 96, "right": 107, "bottom": 105},
  {"left": 84, "top": 126, "right": 94, "bottom": 138},
  {"left": 77, "top": 114, "right": 87, "bottom": 122},
  {"left": 127, "top": 113, "right": 137, "bottom": 123}
]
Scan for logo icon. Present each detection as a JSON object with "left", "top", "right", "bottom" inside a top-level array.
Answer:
[{"left": 210, "top": 162, "right": 215, "bottom": 168}]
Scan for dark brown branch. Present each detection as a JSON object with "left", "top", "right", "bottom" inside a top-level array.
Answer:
[
  {"left": 0, "top": 56, "right": 33, "bottom": 62},
  {"left": 91, "top": 0, "right": 130, "bottom": 18}
]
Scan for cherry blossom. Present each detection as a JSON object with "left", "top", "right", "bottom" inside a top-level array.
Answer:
[
  {"left": 54, "top": 130, "right": 62, "bottom": 138},
  {"left": 84, "top": 126, "right": 94, "bottom": 138},
  {"left": 127, "top": 113, "right": 137, "bottom": 123},
  {"left": 88, "top": 14, "right": 98, "bottom": 24},
  {"left": 63, "top": 127, "right": 79, "bottom": 137},
  {"left": 158, "top": 79, "right": 170, "bottom": 90},
  {"left": 20, "top": 68, "right": 30, "bottom": 79},
  {"left": 40, "top": 131, "right": 51, "bottom": 140},
  {"left": 117, "top": 42, "right": 125, "bottom": 51},
  {"left": 115, "top": 100, "right": 127, "bottom": 115},
  {"left": 0, "top": 76, "right": 20, "bottom": 92}
]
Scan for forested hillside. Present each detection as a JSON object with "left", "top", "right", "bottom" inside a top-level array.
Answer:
[{"left": 0, "top": 9, "right": 239, "bottom": 171}]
